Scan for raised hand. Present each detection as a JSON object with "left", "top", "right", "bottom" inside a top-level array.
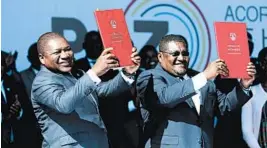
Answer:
[
  {"left": 240, "top": 62, "right": 256, "bottom": 88},
  {"left": 9, "top": 96, "right": 22, "bottom": 118},
  {"left": 203, "top": 59, "right": 229, "bottom": 80},
  {"left": 124, "top": 47, "right": 141, "bottom": 74},
  {"left": 91, "top": 47, "right": 119, "bottom": 76}
]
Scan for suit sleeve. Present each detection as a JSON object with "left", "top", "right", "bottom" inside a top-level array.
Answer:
[
  {"left": 32, "top": 74, "right": 97, "bottom": 114},
  {"left": 214, "top": 81, "right": 251, "bottom": 116},
  {"left": 96, "top": 72, "right": 131, "bottom": 98},
  {"left": 242, "top": 100, "right": 261, "bottom": 148},
  {"left": 137, "top": 71, "right": 197, "bottom": 108}
]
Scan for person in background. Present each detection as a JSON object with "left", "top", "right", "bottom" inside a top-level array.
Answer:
[
  {"left": 75, "top": 31, "right": 118, "bottom": 81},
  {"left": 139, "top": 45, "right": 158, "bottom": 71},
  {"left": 75, "top": 31, "right": 103, "bottom": 71},
  {"left": 248, "top": 32, "right": 257, "bottom": 65},
  {"left": 31, "top": 32, "right": 140, "bottom": 148},
  {"left": 242, "top": 47, "right": 267, "bottom": 148},
  {"left": 1, "top": 51, "right": 22, "bottom": 84},
  {"left": 20, "top": 43, "right": 41, "bottom": 97},
  {"left": 1, "top": 51, "right": 41, "bottom": 148},
  {"left": 136, "top": 34, "right": 256, "bottom": 148},
  {"left": 19, "top": 42, "right": 43, "bottom": 147},
  {"left": 2, "top": 53, "right": 23, "bottom": 148}
]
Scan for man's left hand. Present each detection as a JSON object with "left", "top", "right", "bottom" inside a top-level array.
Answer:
[
  {"left": 240, "top": 62, "right": 256, "bottom": 88},
  {"left": 9, "top": 96, "right": 22, "bottom": 118},
  {"left": 124, "top": 47, "right": 141, "bottom": 74}
]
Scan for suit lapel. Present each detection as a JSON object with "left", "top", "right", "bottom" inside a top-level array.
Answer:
[
  {"left": 176, "top": 73, "right": 197, "bottom": 112},
  {"left": 88, "top": 92, "right": 99, "bottom": 110},
  {"left": 199, "top": 85, "right": 208, "bottom": 106},
  {"left": 63, "top": 73, "right": 78, "bottom": 85},
  {"left": 185, "top": 98, "right": 198, "bottom": 115},
  {"left": 27, "top": 68, "right": 36, "bottom": 84},
  {"left": 155, "top": 65, "right": 201, "bottom": 115},
  {"left": 173, "top": 75, "right": 196, "bottom": 109},
  {"left": 184, "top": 72, "right": 200, "bottom": 116}
]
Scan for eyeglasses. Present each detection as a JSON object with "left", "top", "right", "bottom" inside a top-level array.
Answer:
[{"left": 160, "top": 50, "right": 189, "bottom": 57}]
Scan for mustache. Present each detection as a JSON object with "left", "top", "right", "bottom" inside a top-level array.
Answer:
[
  {"left": 173, "top": 60, "right": 187, "bottom": 65},
  {"left": 58, "top": 57, "right": 73, "bottom": 64}
]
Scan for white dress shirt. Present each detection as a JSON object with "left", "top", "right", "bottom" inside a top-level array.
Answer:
[
  {"left": 87, "top": 69, "right": 134, "bottom": 85},
  {"left": 184, "top": 73, "right": 207, "bottom": 115},
  {"left": 242, "top": 84, "right": 267, "bottom": 148}
]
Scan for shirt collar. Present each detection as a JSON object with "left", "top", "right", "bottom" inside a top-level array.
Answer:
[
  {"left": 183, "top": 74, "right": 190, "bottom": 80},
  {"left": 32, "top": 67, "right": 39, "bottom": 74}
]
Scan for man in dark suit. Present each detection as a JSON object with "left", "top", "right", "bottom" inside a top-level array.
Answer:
[
  {"left": 20, "top": 43, "right": 41, "bottom": 97},
  {"left": 1, "top": 54, "right": 23, "bottom": 148},
  {"left": 136, "top": 34, "right": 256, "bottom": 148},
  {"left": 2, "top": 51, "right": 42, "bottom": 148},
  {"left": 31, "top": 32, "right": 140, "bottom": 147}
]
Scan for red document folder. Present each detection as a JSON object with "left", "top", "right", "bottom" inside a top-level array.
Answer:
[
  {"left": 214, "top": 22, "right": 250, "bottom": 78},
  {"left": 94, "top": 9, "right": 133, "bottom": 67}
]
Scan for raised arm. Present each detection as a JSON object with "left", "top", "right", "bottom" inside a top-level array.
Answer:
[
  {"left": 96, "top": 72, "right": 131, "bottom": 98},
  {"left": 215, "top": 82, "right": 251, "bottom": 116},
  {"left": 215, "top": 62, "right": 255, "bottom": 116},
  {"left": 137, "top": 71, "right": 206, "bottom": 108},
  {"left": 95, "top": 47, "right": 140, "bottom": 98},
  {"left": 32, "top": 73, "right": 96, "bottom": 114}
]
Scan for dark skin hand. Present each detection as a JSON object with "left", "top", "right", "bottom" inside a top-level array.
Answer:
[{"left": 8, "top": 95, "right": 22, "bottom": 119}]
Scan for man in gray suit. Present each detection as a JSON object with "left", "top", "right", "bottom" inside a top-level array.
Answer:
[
  {"left": 31, "top": 32, "right": 140, "bottom": 148},
  {"left": 136, "top": 34, "right": 256, "bottom": 148}
]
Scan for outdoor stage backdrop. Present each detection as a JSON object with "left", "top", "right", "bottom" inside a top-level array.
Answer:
[{"left": 2, "top": 0, "right": 267, "bottom": 71}]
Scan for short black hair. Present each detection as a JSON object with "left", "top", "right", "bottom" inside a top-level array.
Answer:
[
  {"left": 139, "top": 45, "right": 157, "bottom": 59},
  {"left": 159, "top": 34, "right": 188, "bottom": 52},
  {"left": 83, "top": 31, "right": 101, "bottom": 43},
  {"left": 37, "top": 32, "right": 64, "bottom": 55},
  {"left": 258, "top": 47, "right": 267, "bottom": 62}
]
